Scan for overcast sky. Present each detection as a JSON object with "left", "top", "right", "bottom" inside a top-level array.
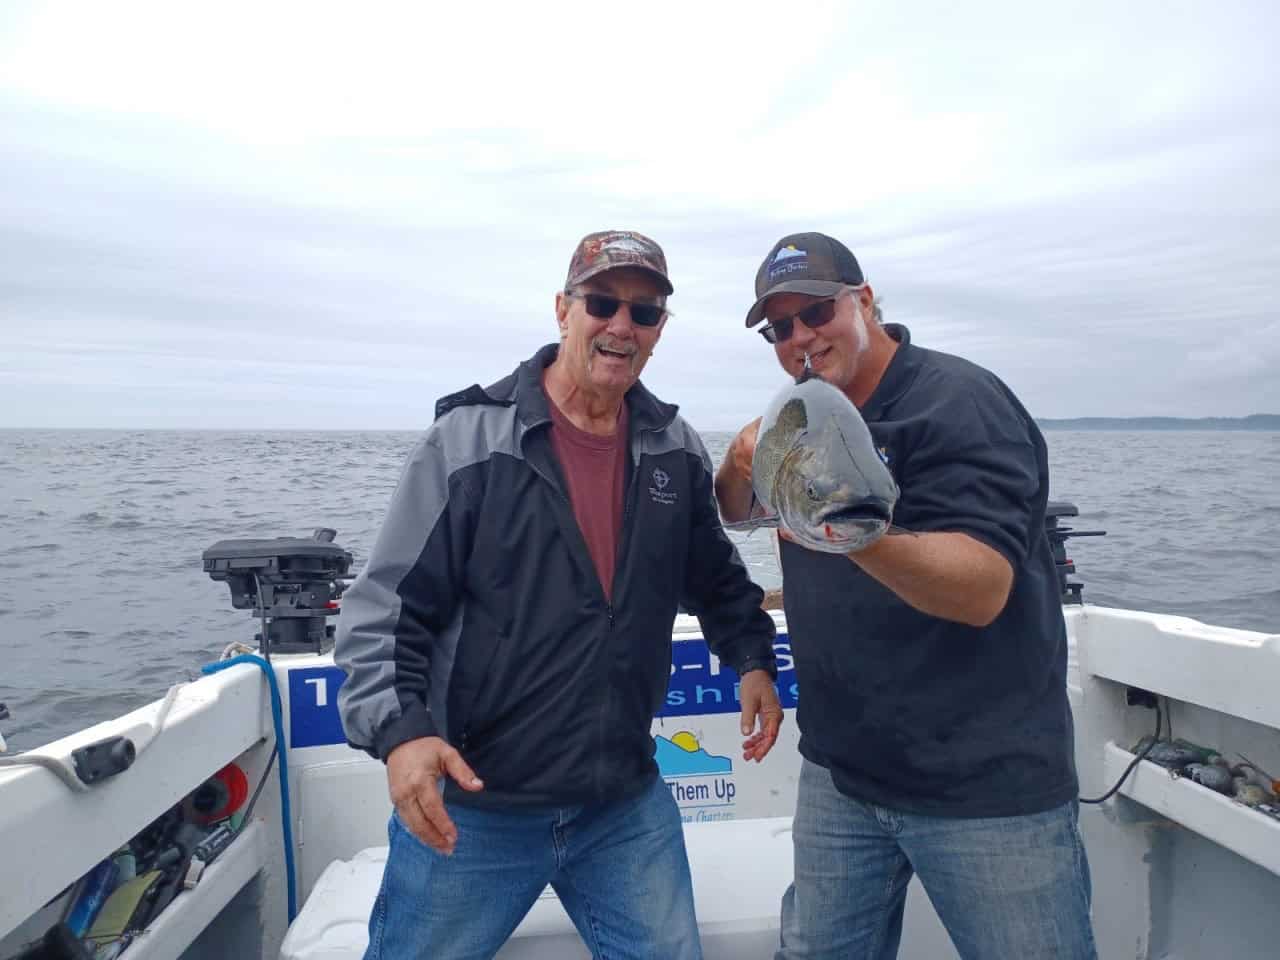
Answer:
[{"left": 1, "top": 1, "right": 1277, "bottom": 430}]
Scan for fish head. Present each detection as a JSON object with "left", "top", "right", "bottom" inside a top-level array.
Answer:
[{"left": 754, "top": 377, "right": 898, "bottom": 553}]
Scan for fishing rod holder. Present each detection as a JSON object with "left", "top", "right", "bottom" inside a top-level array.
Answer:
[
  {"left": 1045, "top": 502, "right": 1106, "bottom": 604},
  {"left": 203, "top": 528, "right": 354, "bottom": 655}
]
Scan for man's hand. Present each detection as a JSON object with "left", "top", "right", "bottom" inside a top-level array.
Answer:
[
  {"left": 726, "top": 418, "right": 761, "bottom": 486},
  {"left": 715, "top": 418, "right": 763, "bottom": 523},
  {"left": 739, "top": 669, "right": 783, "bottom": 762},
  {"left": 386, "top": 736, "right": 484, "bottom": 855}
]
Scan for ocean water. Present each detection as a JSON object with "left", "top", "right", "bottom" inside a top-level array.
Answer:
[{"left": 1, "top": 428, "right": 1278, "bottom": 753}]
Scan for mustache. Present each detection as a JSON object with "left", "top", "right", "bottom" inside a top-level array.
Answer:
[{"left": 591, "top": 336, "right": 638, "bottom": 356}]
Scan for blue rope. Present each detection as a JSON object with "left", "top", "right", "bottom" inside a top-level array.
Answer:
[{"left": 201, "top": 655, "right": 297, "bottom": 923}]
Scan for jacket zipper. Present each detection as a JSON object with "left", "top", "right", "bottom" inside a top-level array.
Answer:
[
  {"left": 524, "top": 421, "right": 652, "bottom": 800},
  {"left": 595, "top": 442, "right": 642, "bottom": 797},
  {"left": 611, "top": 429, "right": 645, "bottom": 601}
]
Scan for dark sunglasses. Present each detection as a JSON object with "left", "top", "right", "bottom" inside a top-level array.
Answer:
[
  {"left": 758, "top": 297, "right": 839, "bottom": 344},
  {"left": 566, "top": 291, "right": 667, "bottom": 328}
]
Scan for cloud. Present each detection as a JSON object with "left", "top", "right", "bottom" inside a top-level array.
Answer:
[{"left": 1, "top": 0, "right": 1277, "bottom": 428}]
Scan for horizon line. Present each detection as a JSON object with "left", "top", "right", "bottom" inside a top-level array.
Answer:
[{"left": 1, "top": 413, "right": 1279, "bottom": 432}]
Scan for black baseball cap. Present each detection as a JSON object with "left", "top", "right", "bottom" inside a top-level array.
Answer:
[{"left": 744, "top": 232, "right": 865, "bottom": 327}]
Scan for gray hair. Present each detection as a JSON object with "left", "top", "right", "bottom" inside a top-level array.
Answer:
[{"left": 843, "top": 285, "right": 884, "bottom": 324}]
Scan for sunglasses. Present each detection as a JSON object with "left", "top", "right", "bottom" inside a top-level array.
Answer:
[
  {"left": 566, "top": 291, "right": 667, "bottom": 328},
  {"left": 758, "top": 297, "right": 839, "bottom": 344}
]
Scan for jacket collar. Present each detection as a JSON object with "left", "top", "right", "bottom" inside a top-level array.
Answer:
[
  {"left": 487, "top": 343, "right": 678, "bottom": 435},
  {"left": 859, "top": 323, "right": 920, "bottom": 420}
]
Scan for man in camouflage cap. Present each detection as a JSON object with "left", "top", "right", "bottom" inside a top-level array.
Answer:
[{"left": 337, "top": 230, "right": 783, "bottom": 959}]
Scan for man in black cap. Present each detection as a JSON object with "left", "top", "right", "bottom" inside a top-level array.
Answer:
[
  {"left": 715, "top": 233, "right": 1097, "bottom": 958},
  {"left": 335, "top": 230, "right": 783, "bottom": 959}
]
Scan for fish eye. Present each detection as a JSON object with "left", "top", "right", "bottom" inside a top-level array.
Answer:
[{"left": 806, "top": 480, "right": 821, "bottom": 501}]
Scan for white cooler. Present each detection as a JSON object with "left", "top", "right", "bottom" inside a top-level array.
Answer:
[{"left": 279, "top": 817, "right": 794, "bottom": 959}]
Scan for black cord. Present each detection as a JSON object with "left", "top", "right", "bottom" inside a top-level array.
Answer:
[
  {"left": 237, "top": 748, "right": 277, "bottom": 829},
  {"left": 1081, "top": 702, "right": 1163, "bottom": 804},
  {"left": 252, "top": 572, "right": 271, "bottom": 663}
]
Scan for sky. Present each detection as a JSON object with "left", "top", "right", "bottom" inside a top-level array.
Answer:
[{"left": 1, "top": 1, "right": 1277, "bottom": 430}]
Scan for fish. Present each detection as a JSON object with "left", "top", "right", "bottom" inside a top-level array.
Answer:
[{"left": 724, "top": 360, "right": 899, "bottom": 553}]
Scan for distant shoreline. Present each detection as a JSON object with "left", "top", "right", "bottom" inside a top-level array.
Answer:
[
  {"left": 2, "top": 415, "right": 1279, "bottom": 432},
  {"left": 1037, "top": 414, "right": 1280, "bottom": 431}
]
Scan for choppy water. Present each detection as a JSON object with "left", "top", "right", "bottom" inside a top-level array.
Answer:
[{"left": 2, "top": 429, "right": 1278, "bottom": 753}]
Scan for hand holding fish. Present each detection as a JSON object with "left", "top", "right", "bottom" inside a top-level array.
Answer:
[
  {"left": 722, "top": 374, "right": 899, "bottom": 554},
  {"left": 714, "top": 417, "right": 763, "bottom": 523},
  {"left": 725, "top": 418, "right": 762, "bottom": 485}
]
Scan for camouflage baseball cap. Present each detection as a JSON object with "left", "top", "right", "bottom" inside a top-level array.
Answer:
[
  {"left": 565, "top": 230, "right": 673, "bottom": 296},
  {"left": 744, "top": 232, "right": 865, "bottom": 327}
]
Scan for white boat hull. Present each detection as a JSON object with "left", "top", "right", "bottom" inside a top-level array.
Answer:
[{"left": 3, "top": 605, "right": 1279, "bottom": 959}]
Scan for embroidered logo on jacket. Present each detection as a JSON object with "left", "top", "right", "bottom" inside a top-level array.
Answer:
[{"left": 649, "top": 467, "right": 677, "bottom": 505}]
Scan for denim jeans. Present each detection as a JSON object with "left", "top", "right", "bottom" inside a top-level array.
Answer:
[
  {"left": 364, "top": 772, "right": 702, "bottom": 960},
  {"left": 778, "top": 759, "right": 1097, "bottom": 959}
]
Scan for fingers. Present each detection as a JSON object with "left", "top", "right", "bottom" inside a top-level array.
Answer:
[
  {"left": 739, "top": 672, "right": 784, "bottom": 762},
  {"left": 385, "top": 736, "right": 482, "bottom": 856},
  {"left": 732, "top": 418, "right": 763, "bottom": 475},
  {"left": 395, "top": 788, "right": 456, "bottom": 855},
  {"left": 415, "top": 789, "right": 459, "bottom": 855},
  {"left": 408, "top": 746, "right": 481, "bottom": 854},
  {"left": 756, "top": 702, "right": 783, "bottom": 760},
  {"left": 740, "top": 700, "right": 763, "bottom": 760},
  {"left": 762, "top": 702, "right": 782, "bottom": 741},
  {"left": 741, "top": 730, "right": 772, "bottom": 763},
  {"left": 741, "top": 713, "right": 781, "bottom": 762},
  {"left": 441, "top": 746, "right": 484, "bottom": 792},
  {"left": 743, "top": 731, "right": 779, "bottom": 762}
]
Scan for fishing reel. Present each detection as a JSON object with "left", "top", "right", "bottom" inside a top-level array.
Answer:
[{"left": 203, "top": 528, "right": 354, "bottom": 655}]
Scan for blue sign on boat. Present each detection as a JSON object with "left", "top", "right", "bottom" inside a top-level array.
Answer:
[
  {"left": 288, "top": 666, "right": 348, "bottom": 748},
  {"left": 659, "top": 635, "right": 796, "bottom": 718},
  {"left": 286, "top": 636, "right": 796, "bottom": 748}
]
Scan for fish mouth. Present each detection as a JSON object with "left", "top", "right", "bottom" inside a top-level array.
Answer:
[{"left": 822, "top": 499, "right": 892, "bottom": 526}]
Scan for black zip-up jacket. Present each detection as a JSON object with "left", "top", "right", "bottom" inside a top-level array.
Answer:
[{"left": 335, "top": 344, "right": 777, "bottom": 809}]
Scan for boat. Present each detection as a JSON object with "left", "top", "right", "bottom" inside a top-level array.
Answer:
[{"left": 2, "top": 504, "right": 1279, "bottom": 959}]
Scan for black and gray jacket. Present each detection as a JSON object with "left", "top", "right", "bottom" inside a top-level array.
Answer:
[{"left": 335, "top": 344, "right": 777, "bottom": 809}]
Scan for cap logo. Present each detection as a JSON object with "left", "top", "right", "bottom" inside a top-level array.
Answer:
[
  {"left": 603, "top": 236, "right": 651, "bottom": 259},
  {"left": 767, "top": 244, "right": 809, "bottom": 281}
]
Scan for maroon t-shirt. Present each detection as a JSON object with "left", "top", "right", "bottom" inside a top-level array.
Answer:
[{"left": 546, "top": 396, "right": 628, "bottom": 602}]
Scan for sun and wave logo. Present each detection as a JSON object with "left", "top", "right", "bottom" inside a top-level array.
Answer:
[
  {"left": 654, "top": 730, "right": 732, "bottom": 777},
  {"left": 655, "top": 730, "right": 737, "bottom": 817}
]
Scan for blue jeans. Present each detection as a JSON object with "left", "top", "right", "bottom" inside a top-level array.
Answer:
[
  {"left": 364, "top": 772, "right": 702, "bottom": 960},
  {"left": 778, "top": 759, "right": 1097, "bottom": 959}
]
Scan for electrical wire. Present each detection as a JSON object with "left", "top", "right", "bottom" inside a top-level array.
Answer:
[{"left": 1081, "top": 702, "right": 1163, "bottom": 805}]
